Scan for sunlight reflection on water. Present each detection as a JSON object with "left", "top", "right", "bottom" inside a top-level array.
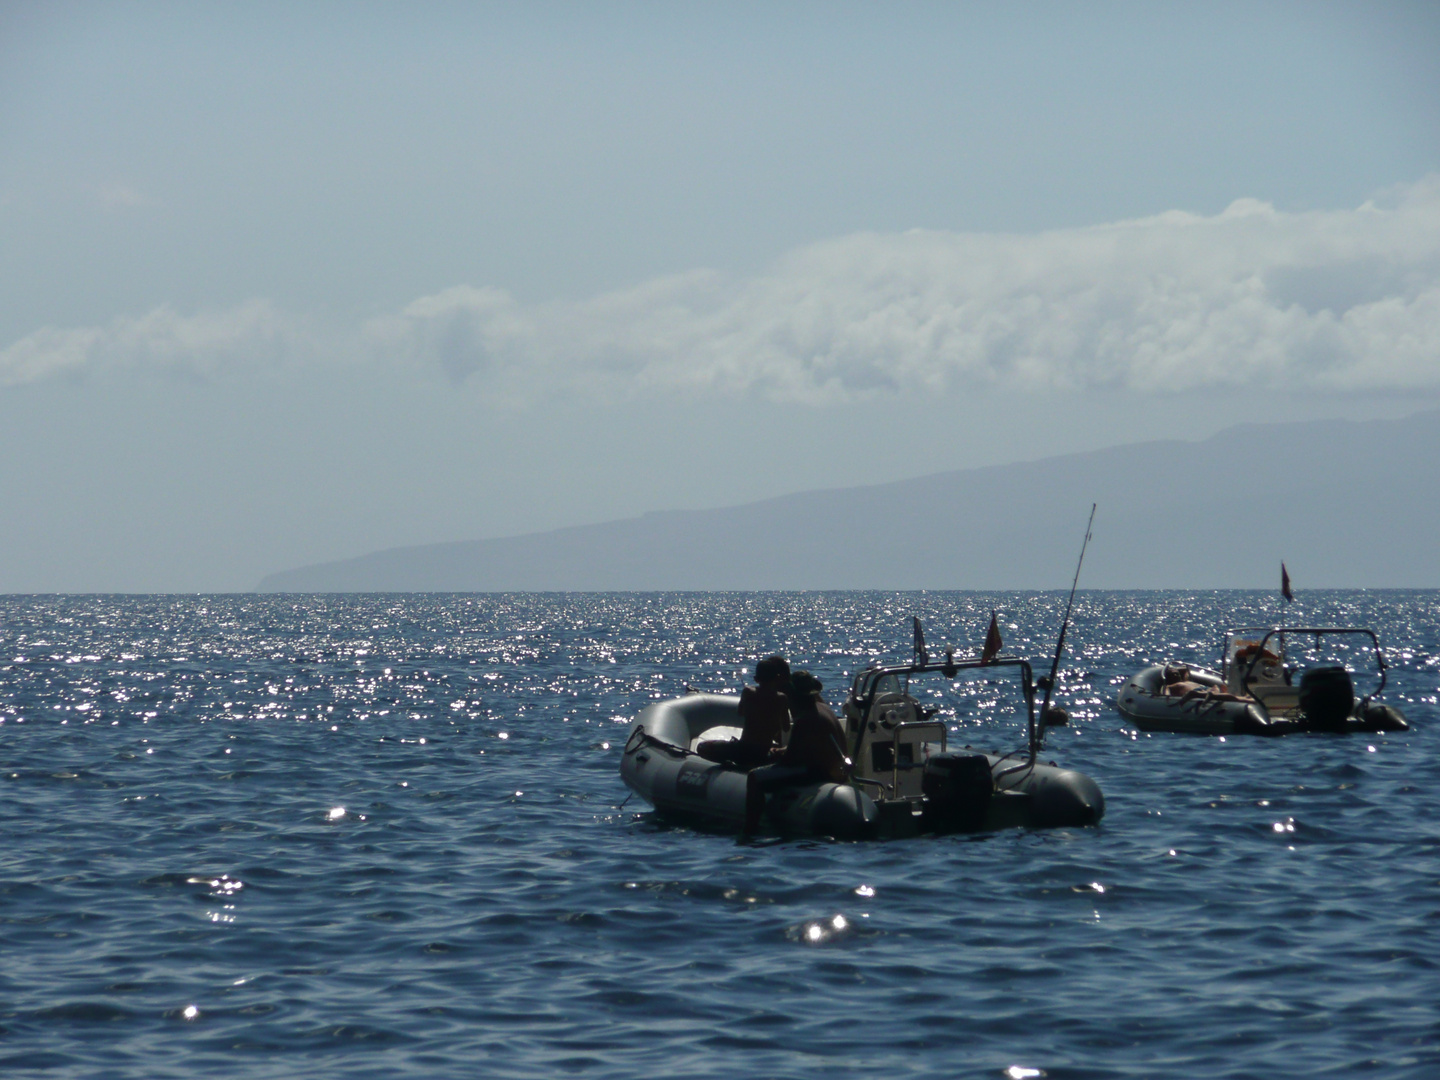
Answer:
[{"left": 0, "top": 590, "right": 1436, "bottom": 1079}]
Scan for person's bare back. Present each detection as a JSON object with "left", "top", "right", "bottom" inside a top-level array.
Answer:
[
  {"left": 697, "top": 655, "right": 791, "bottom": 770},
  {"left": 738, "top": 681, "right": 789, "bottom": 755}
]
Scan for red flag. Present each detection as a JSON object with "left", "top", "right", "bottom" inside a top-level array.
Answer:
[
  {"left": 981, "top": 611, "right": 1002, "bottom": 664},
  {"left": 1281, "top": 562, "right": 1293, "bottom": 603}
]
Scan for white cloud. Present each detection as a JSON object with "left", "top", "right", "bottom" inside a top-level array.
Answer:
[
  {"left": 8, "top": 177, "right": 1440, "bottom": 401},
  {"left": 374, "top": 176, "right": 1440, "bottom": 402},
  {"left": 0, "top": 300, "right": 298, "bottom": 387}
]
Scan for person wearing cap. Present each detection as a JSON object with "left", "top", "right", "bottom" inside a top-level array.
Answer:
[
  {"left": 697, "top": 655, "right": 791, "bottom": 769},
  {"left": 742, "top": 670, "right": 850, "bottom": 834}
]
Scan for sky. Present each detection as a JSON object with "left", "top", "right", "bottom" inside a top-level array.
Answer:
[{"left": 2, "top": 1, "right": 1439, "bottom": 592}]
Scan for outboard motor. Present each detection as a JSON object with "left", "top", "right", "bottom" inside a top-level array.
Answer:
[
  {"left": 1299, "top": 666, "right": 1354, "bottom": 732},
  {"left": 921, "top": 752, "right": 993, "bottom": 832}
]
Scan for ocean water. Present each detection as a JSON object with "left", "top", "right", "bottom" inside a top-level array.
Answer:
[{"left": 1, "top": 591, "right": 1437, "bottom": 1080}]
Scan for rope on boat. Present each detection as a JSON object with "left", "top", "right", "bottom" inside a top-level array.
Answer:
[{"left": 624, "top": 725, "right": 693, "bottom": 758}]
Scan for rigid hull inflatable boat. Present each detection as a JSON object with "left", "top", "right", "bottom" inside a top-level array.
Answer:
[
  {"left": 619, "top": 653, "right": 1104, "bottom": 839},
  {"left": 1117, "top": 626, "right": 1409, "bottom": 736}
]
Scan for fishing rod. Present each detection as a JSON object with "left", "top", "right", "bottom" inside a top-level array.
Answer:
[{"left": 1033, "top": 503, "right": 1096, "bottom": 758}]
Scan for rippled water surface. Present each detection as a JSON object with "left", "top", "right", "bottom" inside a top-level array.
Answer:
[{"left": 2, "top": 591, "right": 1438, "bottom": 1079}]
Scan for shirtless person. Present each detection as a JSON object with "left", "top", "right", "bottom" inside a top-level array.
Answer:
[
  {"left": 697, "top": 655, "right": 791, "bottom": 769},
  {"left": 1161, "top": 663, "right": 1241, "bottom": 702},
  {"left": 743, "top": 670, "right": 849, "bottom": 834}
]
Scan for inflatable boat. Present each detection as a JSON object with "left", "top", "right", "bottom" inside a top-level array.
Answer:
[
  {"left": 619, "top": 653, "right": 1104, "bottom": 839},
  {"left": 1116, "top": 626, "right": 1410, "bottom": 736}
]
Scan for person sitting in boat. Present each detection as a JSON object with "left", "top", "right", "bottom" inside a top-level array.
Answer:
[
  {"left": 742, "top": 670, "right": 850, "bottom": 835},
  {"left": 697, "top": 655, "right": 791, "bottom": 769},
  {"left": 1160, "top": 663, "right": 1208, "bottom": 698}
]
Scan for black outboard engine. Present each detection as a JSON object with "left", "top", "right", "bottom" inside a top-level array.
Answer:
[
  {"left": 921, "top": 752, "right": 993, "bottom": 832},
  {"left": 1299, "top": 666, "right": 1354, "bottom": 732}
]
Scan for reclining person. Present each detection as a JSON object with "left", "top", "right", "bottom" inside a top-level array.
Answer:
[
  {"left": 1162, "top": 663, "right": 1241, "bottom": 702},
  {"left": 697, "top": 655, "right": 791, "bottom": 769},
  {"left": 743, "top": 670, "right": 849, "bottom": 834},
  {"left": 1161, "top": 663, "right": 1208, "bottom": 697}
]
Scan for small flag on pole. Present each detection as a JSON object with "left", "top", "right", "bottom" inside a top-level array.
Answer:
[
  {"left": 912, "top": 616, "right": 929, "bottom": 666},
  {"left": 981, "top": 611, "right": 1003, "bottom": 664},
  {"left": 1281, "top": 562, "right": 1293, "bottom": 603}
]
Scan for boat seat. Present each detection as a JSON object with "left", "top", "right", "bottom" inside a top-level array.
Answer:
[
  {"left": 1230, "top": 664, "right": 1285, "bottom": 696},
  {"left": 1249, "top": 683, "right": 1300, "bottom": 712},
  {"left": 1238, "top": 656, "right": 1291, "bottom": 705},
  {"left": 690, "top": 724, "right": 743, "bottom": 752}
]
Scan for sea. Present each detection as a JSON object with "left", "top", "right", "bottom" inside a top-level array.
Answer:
[{"left": 1, "top": 590, "right": 1437, "bottom": 1080}]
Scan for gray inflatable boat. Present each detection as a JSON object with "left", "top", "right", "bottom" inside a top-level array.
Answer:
[
  {"left": 1117, "top": 626, "right": 1409, "bottom": 736},
  {"left": 619, "top": 653, "right": 1104, "bottom": 839}
]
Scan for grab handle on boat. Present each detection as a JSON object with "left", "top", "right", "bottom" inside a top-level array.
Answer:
[{"left": 850, "top": 776, "right": 891, "bottom": 796}]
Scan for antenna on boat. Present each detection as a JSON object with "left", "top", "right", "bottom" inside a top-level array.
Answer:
[{"left": 1034, "top": 503, "right": 1096, "bottom": 757}]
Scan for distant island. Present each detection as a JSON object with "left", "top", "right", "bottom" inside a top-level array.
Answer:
[{"left": 257, "top": 409, "right": 1440, "bottom": 591}]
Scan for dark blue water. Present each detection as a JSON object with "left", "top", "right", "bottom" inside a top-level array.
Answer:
[{"left": 2, "top": 592, "right": 1437, "bottom": 1079}]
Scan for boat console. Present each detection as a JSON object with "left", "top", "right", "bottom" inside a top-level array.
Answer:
[{"left": 839, "top": 653, "right": 1101, "bottom": 832}]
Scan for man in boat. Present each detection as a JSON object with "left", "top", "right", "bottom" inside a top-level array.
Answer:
[
  {"left": 742, "top": 670, "right": 850, "bottom": 835},
  {"left": 697, "top": 655, "right": 791, "bottom": 769}
]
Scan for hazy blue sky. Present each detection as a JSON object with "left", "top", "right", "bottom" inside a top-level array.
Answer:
[{"left": 3, "top": 1, "right": 1439, "bottom": 591}]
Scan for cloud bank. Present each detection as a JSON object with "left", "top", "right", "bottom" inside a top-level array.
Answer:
[
  {"left": 7, "top": 178, "right": 1440, "bottom": 400},
  {"left": 0, "top": 300, "right": 297, "bottom": 387}
]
